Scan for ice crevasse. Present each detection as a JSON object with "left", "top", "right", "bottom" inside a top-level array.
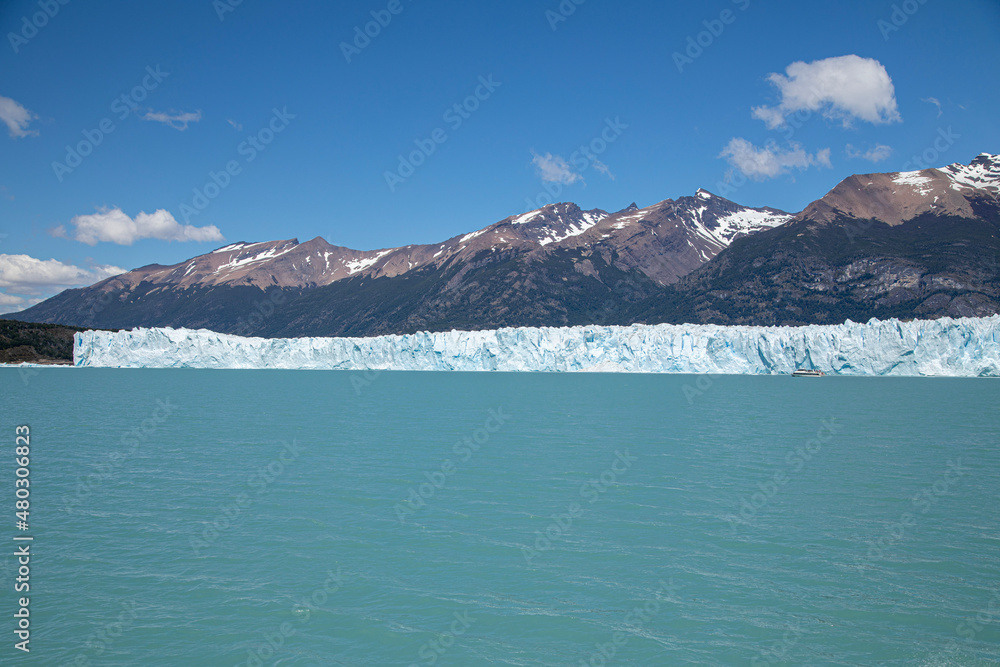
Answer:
[{"left": 72, "top": 316, "right": 1000, "bottom": 376}]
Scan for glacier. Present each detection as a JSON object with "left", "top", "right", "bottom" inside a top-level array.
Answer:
[{"left": 73, "top": 316, "right": 1000, "bottom": 376}]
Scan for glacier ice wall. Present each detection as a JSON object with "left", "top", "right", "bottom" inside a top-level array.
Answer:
[{"left": 73, "top": 316, "right": 1000, "bottom": 376}]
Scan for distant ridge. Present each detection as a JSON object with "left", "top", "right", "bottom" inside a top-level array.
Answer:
[{"left": 11, "top": 153, "right": 1000, "bottom": 335}]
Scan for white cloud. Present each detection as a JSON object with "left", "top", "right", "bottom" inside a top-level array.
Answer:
[
  {"left": 0, "top": 254, "right": 124, "bottom": 291},
  {"left": 531, "top": 151, "right": 582, "bottom": 185},
  {"left": 227, "top": 119, "right": 243, "bottom": 131},
  {"left": 56, "top": 207, "right": 224, "bottom": 246},
  {"left": 719, "top": 138, "right": 832, "bottom": 181},
  {"left": 0, "top": 253, "right": 124, "bottom": 312},
  {"left": 0, "top": 293, "right": 38, "bottom": 315},
  {"left": 751, "top": 55, "right": 901, "bottom": 129},
  {"left": 846, "top": 143, "right": 892, "bottom": 163},
  {"left": 0, "top": 292, "right": 27, "bottom": 306},
  {"left": 921, "top": 96, "right": 943, "bottom": 118},
  {"left": 0, "top": 255, "right": 125, "bottom": 314},
  {"left": 0, "top": 95, "right": 38, "bottom": 138},
  {"left": 143, "top": 109, "right": 202, "bottom": 131},
  {"left": 592, "top": 159, "right": 615, "bottom": 181}
]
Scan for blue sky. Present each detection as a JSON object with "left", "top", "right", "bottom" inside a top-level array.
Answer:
[{"left": 1, "top": 0, "right": 998, "bottom": 313}]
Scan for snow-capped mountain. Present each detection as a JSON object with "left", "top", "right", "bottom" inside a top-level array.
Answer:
[
  {"left": 641, "top": 153, "right": 1000, "bottom": 326},
  {"left": 569, "top": 190, "right": 791, "bottom": 285},
  {"left": 940, "top": 152, "right": 1000, "bottom": 193},
  {"left": 12, "top": 153, "right": 1000, "bottom": 335},
  {"left": 801, "top": 152, "right": 1000, "bottom": 226},
  {"left": 94, "top": 190, "right": 789, "bottom": 294}
]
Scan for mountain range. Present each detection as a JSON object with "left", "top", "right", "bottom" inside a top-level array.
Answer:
[{"left": 12, "top": 153, "right": 1000, "bottom": 337}]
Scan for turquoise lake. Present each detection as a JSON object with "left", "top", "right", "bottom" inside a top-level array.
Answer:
[{"left": 1, "top": 368, "right": 998, "bottom": 665}]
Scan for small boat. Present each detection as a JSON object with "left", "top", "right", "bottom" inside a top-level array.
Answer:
[{"left": 792, "top": 369, "right": 825, "bottom": 377}]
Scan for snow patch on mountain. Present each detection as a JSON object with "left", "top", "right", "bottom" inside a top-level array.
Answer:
[
  {"left": 460, "top": 229, "right": 487, "bottom": 243},
  {"left": 942, "top": 153, "right": 1000, "bottom": 193},
  {"left": 715, "top": 209, "right": 791, "bottom": 236},
  {"left": 344, "top": 249, "right": 393, "bottom": 275},
  {"left": 685, "top": 204, "right": 792, "bottom": 248},
  {"left": 612, "top": 212, "right": 645, "bottom": 230},
  {"left": 214, "top": 243, "right": 296, "bottom": 274},
  {"left": 74, "top": 316, "right": 1000, "bottom": 376},
  {"left": 537, "top": 210, "right": 607, "bottom": 246},
  {"left": 511, "top": 211, "right": 543, "bottom": 225},
  {"left": 892, "top": 171, "right": 935, "bottom": 196},
  {"left": 212, "top": 243, "right": 248, "bottom": 254}
]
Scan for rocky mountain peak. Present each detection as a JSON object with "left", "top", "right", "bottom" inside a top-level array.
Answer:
[
  {"left": 800, "top": 153, "right": 1000, "bottom": 226},
  {"left": 940, "top": 152, "right": 1000, "bottom": 194},
  {"left": 14, "top": 150, "right": 999, "bottom": 335}
]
